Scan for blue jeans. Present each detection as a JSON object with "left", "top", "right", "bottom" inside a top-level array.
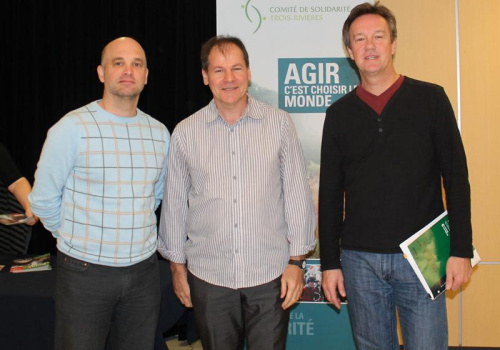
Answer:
[
  {"left": 341, "top": 249, "right": 447, "bottom": 350},
  {"left": 55, "top": 251, "right": 160, "bottom": 350}
]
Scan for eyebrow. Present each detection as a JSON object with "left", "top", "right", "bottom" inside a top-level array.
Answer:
[
  {"left": 353, "top": 29, "right": 386, "bottom": 36},
  {"left": 111, "top": 57, "right": 145, "bottom": 64},
  {"left": 211, "top": 63, "right": 244, "bottom": 69}
]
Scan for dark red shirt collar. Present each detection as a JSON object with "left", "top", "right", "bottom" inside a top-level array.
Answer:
[{"left": 356, "top": 75, "right": 405, "bottom": 115}]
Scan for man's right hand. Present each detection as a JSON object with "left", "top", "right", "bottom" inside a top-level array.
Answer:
[
  {"left": 170, "top": 262, "right": 193, "bottom": 307},
  {"left": 322, "top": 269, "right": 346, "bottom": 309}
]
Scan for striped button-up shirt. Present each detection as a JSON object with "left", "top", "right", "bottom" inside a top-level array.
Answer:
[{"left": 158, "top": 95, "right": 316, "bottom": 289}]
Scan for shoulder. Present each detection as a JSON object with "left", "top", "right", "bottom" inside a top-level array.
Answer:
[
  {"left": 403, "top": 76, "right": 442, "bottom": 89},
  {"left": 248, "top": 96, "right": 291, "bottom": 130},
  {"left": 250, "top": 96, "right": 282, "bottom": 112},
  {"left": 48, "top": 103, "right": 95, "bottom": 135},
  {"left": 138, "top": 110, "right": 169, "bottom": 132},
  {"left": 324, "top": 90, "right": 360, "bottom": 128},
  {"left": 250, "top": 95, "right": 289, "bottom": 118},
  {"left": 401, "top": 76, "right": 446, "bottom": 97},
  {"left": 398, "top": 77, "right": 453, "bottom": 117},
  {"left": 173, "top": 103, "right": 216, "bottom": 135},
  {"left": 55, "top": 101, "right": 104, "bottom": 127},
  {"left": 326, "top": 90, "right": 358, "bottom": 114}
]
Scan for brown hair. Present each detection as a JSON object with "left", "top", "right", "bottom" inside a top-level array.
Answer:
[
  {"left": 342, "top": 1, "right": 397, "bottom": 49},
  {"left": 200, "top": 35, "right": 250, "bottom": 71}
]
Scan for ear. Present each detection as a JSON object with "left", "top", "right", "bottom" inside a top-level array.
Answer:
[
  {"left": 391, "top": 38, "right": 397, "bottom": 55},
  {"left": 202, "top": 69, "right": 209, "bottom": 86},
  {"left": 145, "top": 68, "right": 149, "bottom": 85},
  {"left": 347, "top": 47, "right": 354, "bottom": 60},
  {"left": 97, "top": 65, "right": 105, "bottom": 83}
]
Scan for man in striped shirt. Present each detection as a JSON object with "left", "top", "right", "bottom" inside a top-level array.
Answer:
[
  {"left": 158, "top": 36, "right": 316, "bottom": 350},
  {"left": 29, "top": 37, "right": 169, "bottom": 350}
]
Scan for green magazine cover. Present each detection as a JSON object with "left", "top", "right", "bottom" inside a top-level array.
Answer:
[{"left": 400, "top": 211, "right": 480, "bottom": 300}]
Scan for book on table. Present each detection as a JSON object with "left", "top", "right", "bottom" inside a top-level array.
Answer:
[
  {"left": 9, "top": 253, "right": 52, "bottom": 273},
  {"left": 400, "top": 211, "right": 480, "bottom": 300}
]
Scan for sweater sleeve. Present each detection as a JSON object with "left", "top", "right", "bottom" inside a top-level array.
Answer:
[
  {"left": 318, "top": 108, "right": 345, "bottom": 270},
  {"left": 433, "top": 87, "right": 473, "bottom": 258},
  {"left": 28, "top": 117, "right": 79, "bottom": 234}
]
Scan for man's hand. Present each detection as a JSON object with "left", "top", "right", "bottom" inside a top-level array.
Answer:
[
  {"left": 322, "top": 269, "right": 346, "bottom": 309},
  {"left": 24, "top": 209, "right": 39, "bottom": 226},
  {"left": 170, "top": 262, "right": 193, "bottom": 307},
  {"left": 280, "top": 265, "right": 304, "bottom": 309},
  {"left": 446, "top": 256, "right": 472, "bottom": 291}
]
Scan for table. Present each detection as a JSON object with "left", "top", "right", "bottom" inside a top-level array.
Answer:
[
  {"left": 0, "top": 254, "right": 196, "bottom": 350},
  {"left": 0, "top": 254, "right": 56, "bottom": 350}
]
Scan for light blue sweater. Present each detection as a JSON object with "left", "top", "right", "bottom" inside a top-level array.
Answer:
[{"left": 29, "top": 101, "right": 170, "bottom": 266}]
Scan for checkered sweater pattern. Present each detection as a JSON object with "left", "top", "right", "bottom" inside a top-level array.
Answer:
[{"left": 30, "top": 101, "right": 169, "bottom": 266}]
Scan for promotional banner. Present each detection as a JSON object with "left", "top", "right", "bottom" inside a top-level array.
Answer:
[
  {"left": 217, "top": 1, "right": 361, "bottom": 258},
  {"left": 288, "top": 259, "right": 355, "bottom": 349},
  {"left": 217, "top": 1, "right": 363, "bottom": 348}
]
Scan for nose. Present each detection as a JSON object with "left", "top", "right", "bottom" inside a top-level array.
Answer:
[
  {"left": 365, "top": 38, "right": 375, "bottom": 49},
  {"left": 224, "top": 69, "right": 234, "bottom": 82},
  {"left": 123, "top": 63, "right": 133, "bottom": 75}
]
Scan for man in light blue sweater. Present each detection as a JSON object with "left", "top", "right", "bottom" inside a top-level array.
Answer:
[{"left": 29, "top": 37, "right": 170, "bottom": 350}]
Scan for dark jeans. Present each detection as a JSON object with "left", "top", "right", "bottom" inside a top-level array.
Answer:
[
  {"left": 55, "top": 251, "right": 161, "bottom": 350},
  {"left": 188, "top": 272, "right": 289, "bottom": 350}
]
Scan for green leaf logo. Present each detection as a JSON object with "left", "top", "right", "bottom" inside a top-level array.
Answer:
[{"left": 243, "top": 0, "right": 264, "bottom": 33}]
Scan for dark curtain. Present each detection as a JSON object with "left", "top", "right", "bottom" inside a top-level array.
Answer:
[{"left": 2, "top": 0, "right": 216, "bottom": 254}]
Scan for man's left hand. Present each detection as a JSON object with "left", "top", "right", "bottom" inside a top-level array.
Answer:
[
  {"left": 446, "top": 256, "right": 473, "bottom": 291},
  {"left": 280, "top": 265, "right": 304, "bottom": 309}
]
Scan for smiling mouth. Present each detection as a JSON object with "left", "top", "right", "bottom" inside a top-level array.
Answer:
[{"left": 365, "top": 55, "right": 378, "bottom": 60}]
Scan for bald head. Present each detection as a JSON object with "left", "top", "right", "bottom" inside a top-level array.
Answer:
[{"left": 100, "top": 37, "right": 147, "bottom": 68}]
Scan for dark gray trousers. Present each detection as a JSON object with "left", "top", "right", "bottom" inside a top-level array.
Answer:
[
  {"left": 188, "top": 272, "right": 290, "bottom": 350},
  {"left": 55, "top": 252, "right": 160, "bottom": 350}
]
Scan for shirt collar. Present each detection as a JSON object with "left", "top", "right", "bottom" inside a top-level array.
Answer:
[{"left": 206, "top": 95, "right": 266, "bottom": 124}]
